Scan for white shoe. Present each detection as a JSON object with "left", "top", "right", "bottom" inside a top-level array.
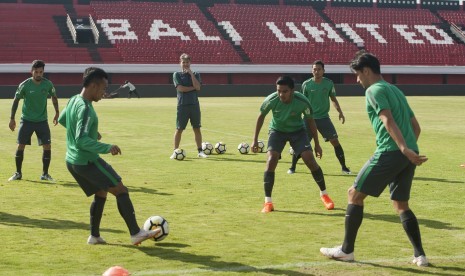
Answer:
[
  {"left": 197, "top": 151, "right": 208, "bottom": 158},
  {"left": 40, "top": 173, "right": 55, "bottom": 181},
  {"left": 169, "top": 151, "right": 176, "bottom": 159},
  {"left": 8, "top": 172, "right": 22, "bottom": 181},
  {"left": 287, "top": 169, "right": 295, "bottom": 174},
  {"left": 342, "top": 167, "right": 352, "bottom": 175},
  {"left": 412, "top": 255, "right": 428, "bottom": 267},
  {"left": 130, "top": 228, "right": 161, "bottom": 245},
  {"left": 320, "top": 245, "right": 354, "bottom": 261},
  {"left": 87, "top": 235, "right": 106, "bottom": 245}
]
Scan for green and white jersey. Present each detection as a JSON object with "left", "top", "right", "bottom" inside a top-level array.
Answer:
[
  {"left": 301, "top": 77, "right": 335, "bottom": 119},
  {"left": 260, "top": 92, "right": 313, "bottom": 133},
  {"left": 58, "top": 95, "right": 112, "bottom": 165},
  {"left": 366, "top": 80, "right": 418, "bottom": 153},
  {"left": 15, "top": 77, "right": 56, "bottom": 122}
]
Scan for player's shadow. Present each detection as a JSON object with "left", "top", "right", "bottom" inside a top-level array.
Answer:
[
  {"left": 413, "top": 177, "right": 464, "bottom": 184},
  {"left": 308, "top": 211, "right": 462, "bottom": 230},
  {"left": 119, "top": 242, "right": 312, "bottom": 275},
  {"left": 206, "top": 155, "right": 269, "bottom": 164},
  {"left": 359, "top": 260, "right": 465, "bottom": 276},
  {"left": 0, "top": 211, "right": 124, "bottom": 233}
]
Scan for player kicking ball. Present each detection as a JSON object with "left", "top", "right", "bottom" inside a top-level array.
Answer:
[
  {"left": 251, "top": 76, "right": 335, "bottom": 213},
  {"left": 59, "top": 67, "right": 160, "bottom": 245}
]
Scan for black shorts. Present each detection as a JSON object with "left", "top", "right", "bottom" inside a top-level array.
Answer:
[
  {"left": 306, "top": 117, "right": 338, "bottom": 142},
  {"left": 353, "top": 150, "right": 416, "bottom": 201},
  {"left": 17, "top": 119, "right": 51, "bottom": 146},
  {"left": 267, "top": 128, "right": 312, "bottom": 156},
  {"left": 66, "top": 158, "right": 122, "bottom": 197},
  {"left": 176, "top": 104, "right": 201, "bottom": 129}
]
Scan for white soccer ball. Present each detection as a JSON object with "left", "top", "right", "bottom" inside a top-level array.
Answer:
[
  {"left": 143, "top": 215, "right": 169, "bottom": 242},
  {"left": 289, "top": 146, "right": 294, "bottom": 155},
  {"left": 173, "top": 148, "right": 186, "bottom": 160},
  {"left": 201, "top": 142, "right": 214, "bottom": 155},
  {"left": 215, "top": 142, "right": 227, "bottom": 154},
  {"left": 257, "top": 140, "right": 266, "bottom": 153},
  {"left": 237, "top": 142, "right": 250, "bottom": 154}
]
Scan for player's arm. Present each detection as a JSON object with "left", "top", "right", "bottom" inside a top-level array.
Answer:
[
  {"left": 379, "top": 109, "right": 427, "bottom": 166},
  {"left": 330, "top": 95, "right": 345, "bottom": 124},
  {"left": 410, "top": 116, "right": 421, "bottom": 141},
  {"left": 51, "top": 95, "right": 59, "bottom": 126},
  {"left": 9, "top": 97, "right": 20, "bottom": 131},
  {"left": 252, "top": 113, "right": 265, "bottom": 153},
  {"left": 74, "top": 106, "right": 112, "bottom": 154},
  {"left": 305, "top": 118, "right": 322, "bottom": 159},
  {"left": 190, "top": 72, "right": 201, "bottom": 91}
]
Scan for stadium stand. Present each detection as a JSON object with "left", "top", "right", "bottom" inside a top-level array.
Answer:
[{"left": 0, "top": 0, "right": 464, "bottom": 87}]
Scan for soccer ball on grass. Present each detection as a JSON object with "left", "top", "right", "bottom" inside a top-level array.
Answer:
[
  {"left": 237, "top": 142, "right": 250, "bottom": 154},
  {"left": 172, "top": 148, "right": 186, "bottom": 160},
  {"left": 215, "top": 142, "right": 227, "bottom": 154},
  {"left": 201, "top": 142, "right": 214, "bottom": 155},
  {"left": 257, "top": 140, "right": 266, "bottom": 153},
  {"left": 143, "top": 215, "right": 170, "bottom": 242}
]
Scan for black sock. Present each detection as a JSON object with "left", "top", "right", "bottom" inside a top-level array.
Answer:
[
  {"left": 334, "top": 145, "right": 347, "bottom": 168},
  {"left": 400, "top": 209, "right": 425, "bottom": 257},
  {"left": 15, "top": 150, "right": 24, "bottom": 174},
  {"left": 290, "top": 154, "right": 300, "bottom": 170},
  {"left": 116, "top": 193, "right": 140, "bottom": 236},
  {"left": 342, "top": 204, "right": 364, "bottom": 253},
  {"left": 90, "top": 195, "right": 106, "bottom": 237},
  {"left": 198, "top": 147, "right": 202, "bottom": 153},
  {"left": 264, "top": 171, "right": 275, "bottom": 197},
  {"left": 311, "top": 167, "right": 326, "bottom": 191},
  {"left": 42, "top": 150, "right": 51, "bottom": 175}
]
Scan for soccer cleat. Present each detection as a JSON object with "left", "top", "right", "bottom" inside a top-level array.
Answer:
[
  {"left": 261, "top": 202, "right": 274, "bottom": 213},
  {"left": 342, "top": 167, "right": 352, "bottom": 175},
  {"left": 197, "top": 151, "right": 208, "bottom": 158},
  {"left": 40, "top": 173, "right": 54, "bottom": 181},
  {"left": 320, "top": 245, "right": 355, "bottom": 261},
  {"left": 287, "top": 168, "right": 295, "bottom": 174},
  {"left": 130, "top": 228, "right": 161, "bottom": 246},
  {"left": 8, "top": 172, "right": 22, "bottom": 181},
  {"left": 87, "top": 235, "right": 107, "bottom": 245},
  {"left": 412, "top": 255, "right": 429, "bottom": 267},
  {"left": 169, "top": 151, "right": 176, "bottom": 159},
  {"left": 321, "top": 194, "right": 335, "bottom": 210}
]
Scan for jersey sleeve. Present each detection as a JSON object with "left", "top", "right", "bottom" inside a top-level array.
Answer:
[
  {"left": 173, "top": 72, "right": 180, "bottom": 88},
  {"left": 366, "top": 86, "right": 389, "bottom": 115},
  {"left": 15, "top": 81, "right": 27, "bottom": 99},
  {"left": 259, "top": 96, "right": 273, "bottom": 116},
  {"left": 301, "top": 96, "right": 314, "bottom": 119},
  {"left": 48, "top": 81, "right": 57, "bottom": 97},
  {"left": 329, "top": 81, "right": 336, "bottom": 97},
  {"left": 74, "top": 103, "right": 112, "bottom": 154},
  {"left": 194, "top": 72, "right": 202, "bottom": 84}
]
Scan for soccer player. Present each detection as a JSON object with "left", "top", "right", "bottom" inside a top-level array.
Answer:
[
  {"left": 120, "top": 80, "right": 140, "bottom": 99},
  {"left": 288, "top": 60, "right": 350, "bottom": 175},
  {"left": 58, "top": 67, "right": 160, "bottom": 246},
  {"left": 8, "top": 60, "right": 59, "bottom": 182},
  {"left": 170, "top": 53, "right": 207, "bottom": 159},
  {"left": 320, "top": 51, "right": 429, "bottom": 266},
  {"left": 251, "top": 76, "right": 335, "bottom": 213}
]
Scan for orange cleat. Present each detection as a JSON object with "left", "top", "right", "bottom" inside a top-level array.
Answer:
[
  {"left": 261, "top": 202, "right": 274, "bottom": 213},
  {"left": 321, "top": 194, "right": 334, "bottom": 210}
]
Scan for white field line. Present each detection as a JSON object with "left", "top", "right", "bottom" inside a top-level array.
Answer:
[{"left": 134, "top": 254, "right": 465, "bottom": 275}]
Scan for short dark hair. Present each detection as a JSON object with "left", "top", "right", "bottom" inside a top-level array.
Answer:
[
  {"left": 82, "top": 67, "right": 108, "bottom": 87},
  {"left": 350, "top": 50, "right": 381, "bottom": 74},
  {"left": 276, "top": 76, "right": 295, "bottom": 89},
  {"left": 313, "top": 60, "right": 324, "bottom": 69},
  {"left": 31, "top": 60, "right": 45, "bottom": 69}
]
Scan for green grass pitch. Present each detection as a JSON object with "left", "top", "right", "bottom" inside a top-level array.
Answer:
[{"left": 0, "top": 96, "right": 464, "bottom": 275}]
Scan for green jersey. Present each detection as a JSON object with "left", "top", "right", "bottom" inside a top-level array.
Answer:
[
  {"left": 173, "top": 71, "right": 201, "bottom": 106},
  {"left": 301, "top": 77, "right": 335, "bottom": 119},
  {"left": 15, "top": 77, "right": 56, "bottom": 122},
  {"left": 58, "top": 95, "right": 112, "bottom": 165},
  {"left": 260, "top": 92, "right": 313, "bottom": 133},
  {"left": 366, "top": 80, "right": 418, "bottom": 153}
]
